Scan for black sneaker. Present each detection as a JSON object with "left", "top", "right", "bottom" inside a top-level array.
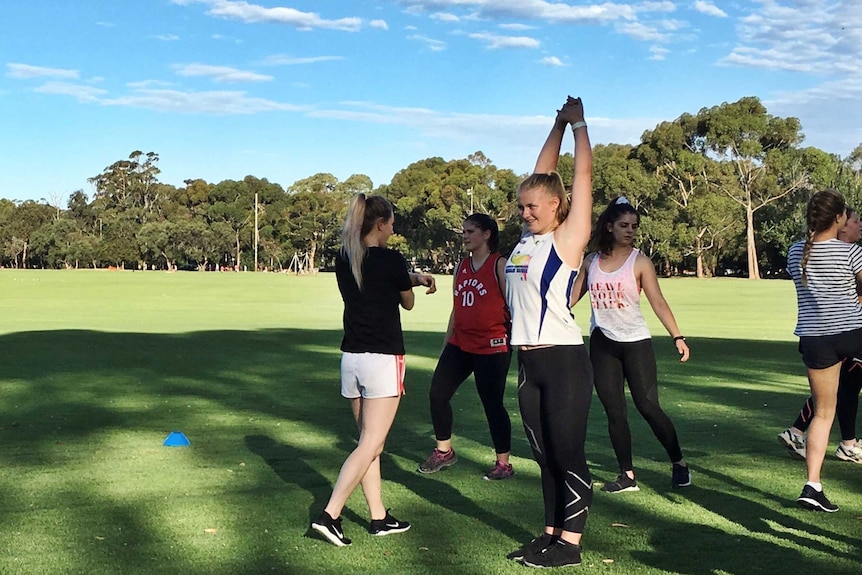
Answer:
[
  {"left": 369, "top": 509, "right": 411, "bottom": 536},
  {"left": 523, "top": 539, "right": 582, "bottom": 568},
  {"left": 311, "top": 510, "right": 352, "bottom": 547},
  {"left": 601, "top": 473, "right": 640, "bottom": 493},
  {"left": 671, "top": 464, "right": 691, "bottom": 488},
  {"left": 506, "top": 532, "right": 556, "bottom": 562},
  {"left": 797, "top": 484, "right": 839, "bottom": 512}
]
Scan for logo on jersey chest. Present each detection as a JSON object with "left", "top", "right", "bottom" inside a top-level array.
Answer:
[{"left": 454, "top": 278, "right": 488, "bottom": 297}]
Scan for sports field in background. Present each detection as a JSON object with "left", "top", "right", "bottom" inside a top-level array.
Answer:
[{"left": 0, "top": 270, "right": 859, "bottom": 575}]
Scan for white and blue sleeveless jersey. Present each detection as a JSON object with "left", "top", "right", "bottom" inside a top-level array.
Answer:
[{"left": 505, "top": 232, "right": 583, "bottom": 346}]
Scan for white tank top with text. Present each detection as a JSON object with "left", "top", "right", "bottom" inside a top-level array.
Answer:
[
  {"left": 588, "top": 248, "right": 652, "bottom": 342},
  {"left": 505, "top": 232, "right": 583, "bottom": 346}
]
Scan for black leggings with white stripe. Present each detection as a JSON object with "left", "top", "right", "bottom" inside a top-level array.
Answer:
[
  {"left": 590, "top": 328, "right": 683, "bottom": 472},
  {"left": 517, "top": 345, "right": 593, "bottom": 534}
]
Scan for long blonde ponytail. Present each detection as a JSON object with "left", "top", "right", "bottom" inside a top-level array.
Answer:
[{"left": 340, "top": 194, "right": 394, "bottom": 290}]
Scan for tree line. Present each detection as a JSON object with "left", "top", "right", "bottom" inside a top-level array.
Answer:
[{"left": 2, "top": 97, "right": 861, "bottom": 278}]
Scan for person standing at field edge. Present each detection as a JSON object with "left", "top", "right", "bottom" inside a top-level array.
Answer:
[
  {"left": 571, "top": 196, "right": 691, "bottom": 494},
  {"left": 310, "top": 193, "right": 436, "bottom": 547},
  {"left": 418, "top": 213, "right": 514, "bottom": 480}
]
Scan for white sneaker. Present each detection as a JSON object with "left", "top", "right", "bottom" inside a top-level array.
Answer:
[
  {"left": 778, "top": 428, "right": 806, "bottom": 460},
  {"left": 835, "top": 441, "right": 862, "bottom": 463}
]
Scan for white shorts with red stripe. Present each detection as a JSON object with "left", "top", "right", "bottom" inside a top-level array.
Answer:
[{"left": 340, "top": 352, "right": 406, "bottom": 399}]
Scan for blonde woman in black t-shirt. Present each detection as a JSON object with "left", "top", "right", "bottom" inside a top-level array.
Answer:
[{"left": 311, "top": 194, "right": 436, "bottom": 546}]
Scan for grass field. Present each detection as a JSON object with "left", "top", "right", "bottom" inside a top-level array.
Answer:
[{"left": 0, "top": 270, "right": 859, "bottom": 575}]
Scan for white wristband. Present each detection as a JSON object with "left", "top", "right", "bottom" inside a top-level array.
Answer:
[{"left": 570, "top": 121, "right": 587, "bottom": 133}]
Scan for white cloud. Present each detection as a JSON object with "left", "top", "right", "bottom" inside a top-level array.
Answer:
[
  {"left": 649, "top": 46, "right": 670, "bottom": 60},
  {"left": 499, "top": 23, "right": 536, "bottom": 31},
  {"left": 32, "top": 76, "right": 307, "bottom": 115},
  {"left": 370, "top": 19, "right": 389, "bottom": 30},
  {"left": 174, "top": 64, "right": 273, "bottom": 83},
  {"left": 615, "top": 21, "right": 667, "bottom": 42},
  {"left": 431, "top": 12, "right": 460, "bottom": 22},
  {"left": 154, "top": 34, "right": 180, "bottom": 41},
  {"left": 7, "top": 63, "right": 79, "bottom": 79},
  {"left": 102, "top": 88, "right": 306, "bottom": 114},
  {"left": 408, "top": 34, "right": 447, "bottom": 51},
  {"left": 693, "top": 1, "right": 727, "bottom": 18},
  {"left": 718, "top": 0, "right": 862, "bottom": 155},
  {"left": 127, "top": 79, "right": 175, "bottom": 89},
  {"left": 390, "top": 0, "right": 675, "bottom": 23},
  {"left": 469, "top": 31, "right": 540, "bottom": 49},
  {"left": 307, "top": 100, "right": 661, "bottom": 173},
  {"left": 720, "top": 1, "right": 860, "bottom": 74},
  {"left": 259, "top": 54, "right": 344, "bottom": 66},
  {"left": 171, "top": 0, "right": 362, "bottom": 31},
  {"left": 541, "top": 56, "right": 565, "bottom": 66},
  {"left": 34, "top": 82, "right": 106, "bottom": 102}
]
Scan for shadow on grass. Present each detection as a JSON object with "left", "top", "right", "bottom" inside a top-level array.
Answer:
[{"left": 1, "top": 329, "right": 858, "bottom": 575}]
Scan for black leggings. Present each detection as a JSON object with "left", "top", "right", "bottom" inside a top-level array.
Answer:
[
  {"left": 793, "top": 357, "right": 862, "bottom": 441},
  {"left": 518, "top": 345, "right": 592, "bottom": 534},
  {"left": 590, "top": 329, "right": 683, "bottom": 472},
  {"left": 429, "top": 344, "right": 512, "bottom": 454}
]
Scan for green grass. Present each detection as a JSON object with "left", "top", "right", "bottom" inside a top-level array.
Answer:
[{"left": 0, "top": 270, "right": 859, "bottom": 575}]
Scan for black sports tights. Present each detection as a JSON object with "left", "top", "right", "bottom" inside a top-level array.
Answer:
[
  {"left": 590, "top": 329, "right": 683, "bottom": 472},
  {"left": 517, "top": 345, "right": 593, "bottom": 534},
  {"left": 428, "top": 343, "right": 512, "bottom": 454}
]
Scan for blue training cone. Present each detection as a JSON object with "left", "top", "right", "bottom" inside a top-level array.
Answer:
[{"left": 163, "top": 431, "right": 191, "bottom": 447}]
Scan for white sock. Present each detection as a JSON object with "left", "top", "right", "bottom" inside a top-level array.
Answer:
[{"left": 805, "top": 481, "right": 822, "bottom": 492}]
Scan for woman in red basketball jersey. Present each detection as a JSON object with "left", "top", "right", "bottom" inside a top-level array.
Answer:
[{"left": 418, "top": 213, "right": 514, "bottom": 480}]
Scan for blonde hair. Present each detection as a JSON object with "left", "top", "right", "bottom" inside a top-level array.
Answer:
[
  {"left": 519, "top": 172, "right": 569, "bottom": 225},
  {"left": 801, "top": 189, "right": 846, "bottom": 286},
  {"left": 340, "top": 194, "right": 394, "bottom": 289}
]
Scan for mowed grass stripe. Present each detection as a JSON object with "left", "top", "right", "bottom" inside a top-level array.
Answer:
[{"left": 0, "top": 270, "right": 857, "bottom": 575}]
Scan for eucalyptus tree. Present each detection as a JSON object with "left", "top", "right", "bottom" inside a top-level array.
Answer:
[
  {"left": 29, "top": 217, "right": 98, "bottom": 269},
  {"left": 88, "top": 151, "right": 164, "bottom": 224},
  {"left": 6, "top": 201, "right": 54, "bottom": 268},
  {"left": 384, "top": 152, "right": 513, "bottom": 271},
  {"left": 284, "top": 172, "right": 346, "bottom": 271},
  {"left": 638, "top": 118, "right": 741, "bottom": 277},
  {"left": 695, "top": 97, "right": 807, "bottom": 279}
]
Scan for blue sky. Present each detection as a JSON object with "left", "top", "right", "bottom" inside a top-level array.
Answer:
[{"left": 2, "top": 0, "right": 860, "bottom": 203}]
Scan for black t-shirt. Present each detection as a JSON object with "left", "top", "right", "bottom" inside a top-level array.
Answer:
[{"left": 336, "top": 247, "right": 413, "bottom": 355}]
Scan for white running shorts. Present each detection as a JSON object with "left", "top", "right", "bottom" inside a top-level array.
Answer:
[{"left": 340, "top": 352, "right": 406, "bottom": 399}]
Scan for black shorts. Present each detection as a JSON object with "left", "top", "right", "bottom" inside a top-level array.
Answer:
[{"left": 798, "top": 327, "right": 862, "bottom": 369}]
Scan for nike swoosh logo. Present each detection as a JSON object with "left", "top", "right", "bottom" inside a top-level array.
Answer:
[{"left": 384, "top": 522, "right": 400, "bottom": 528}]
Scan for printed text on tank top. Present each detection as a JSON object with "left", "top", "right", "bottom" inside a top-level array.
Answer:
[{"left": 590, "top": 249, "right": 640, "bottom": 311}]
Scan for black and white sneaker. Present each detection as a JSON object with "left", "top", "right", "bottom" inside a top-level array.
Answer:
[
  {"left": 506, "top": 533, "right": 557, "bottom": 562},
  {"left": 311, "top": 510, "right": 352, "bottom": 546},
  {"left": 601, "top": 473, "right": 640, "bottom": 493},
  {"left": 797, "top": 485, "right": 838, "bottom": 513},
  {"left": 523, "top": 539, "right": 582, "bottom": 568},
  {"left": 369, "top": 510, "right": 411, "bottom": 536},
  {"left": 671, "top": 464, "right": 692, "bottom": 488}
]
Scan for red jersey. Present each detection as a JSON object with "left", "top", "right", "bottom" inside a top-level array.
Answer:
[{"left": 449, "top": 254, "right": 510, "bottom": 354}]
